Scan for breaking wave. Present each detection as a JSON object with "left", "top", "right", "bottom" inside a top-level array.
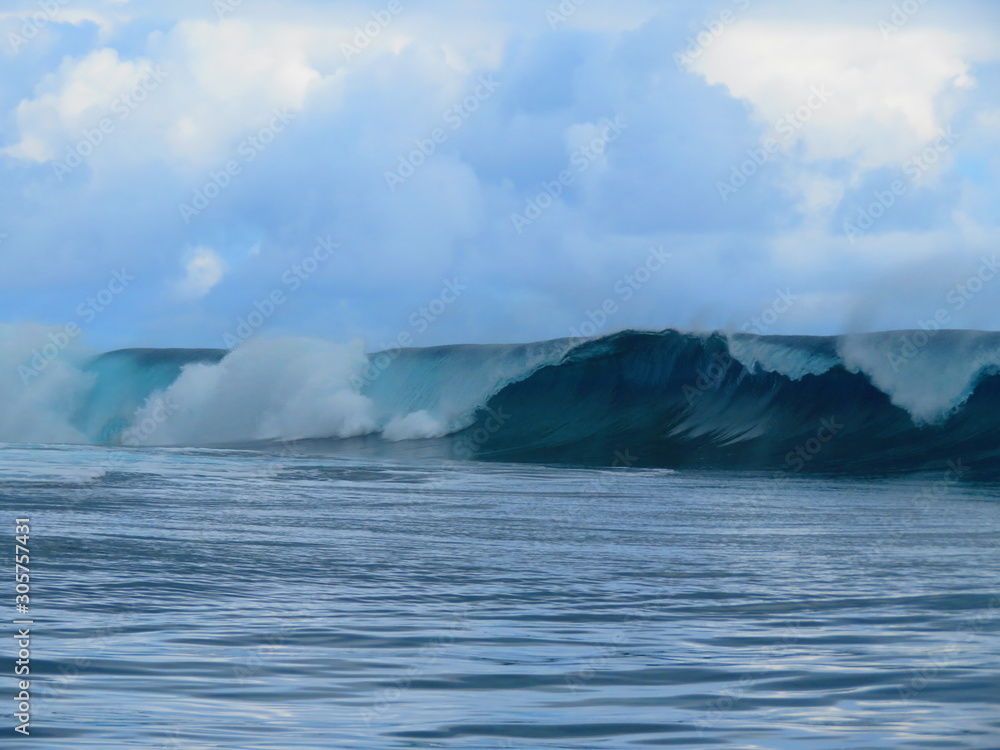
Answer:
[{"left": 4, "top": 323, "right": 1000, "bottom": 475}]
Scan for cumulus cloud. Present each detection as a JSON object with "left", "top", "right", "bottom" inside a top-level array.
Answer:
[
  {"left": 686, "top": 23, "right": 973, "bottom": 169},
  {"left": 157, "top": 19, "right": 325, "bottom": 166},
  {"left": 0, "top": 0, "right": 997, "bottom": 349},
  {"left": 173, "top": 246, "right": 225, "bottom": 300},
  {"left": 3, "top": 47, "right": 155, "bottom": 161},
  {"left": 3, "top": 19, "right": 328, "bottom": 170}
]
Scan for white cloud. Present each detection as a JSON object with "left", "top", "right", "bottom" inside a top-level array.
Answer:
[
  {"left": 174, "top": 247, "right": 225, "bottom": 300},
  {"left": 3, "top": 48, "right": 154, "bottom": 162},
  {"left": 687, "top": 23, "right": 974, "bottom": 172},
  {"left": 3, "top": 19, "right": 329, "bottom": 169},
  {"left": 1, "top": 1, "right": 998, "bottom": 348},
  {"left": 1, "top": 5, "right": 557, "bottom": 174},
  {"left": 0, "top": 6, "right": 121, "bottom": 41},
  {"left": 160, "top": 19, "right": 325, "bottom": 165}
]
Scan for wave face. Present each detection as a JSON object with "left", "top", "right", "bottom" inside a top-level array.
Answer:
[
  {"left": 460, "top": 329, "right": 1000, "bottom": 476},
  {"left": 5, "top": 323, "right": 1000, "bottom": 475}
]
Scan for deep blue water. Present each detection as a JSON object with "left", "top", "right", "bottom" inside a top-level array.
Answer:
[{"left": 2, "top": 444, "right": 999, "bottom": 749}]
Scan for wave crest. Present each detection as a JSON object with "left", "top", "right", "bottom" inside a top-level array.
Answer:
[{"left": 4, "top": 324, "right": 1000, "bottom": 474}]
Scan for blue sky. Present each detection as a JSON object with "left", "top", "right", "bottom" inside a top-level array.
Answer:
[{"left": 1, "top": 0, "right": 999, "bottom": 352}]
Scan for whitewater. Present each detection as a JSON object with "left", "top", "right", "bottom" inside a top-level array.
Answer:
[
  {"left": 5, "top": 323, "right": 1000, "bottom": 475},
  {"left": 5, "top": 323, "right": 1000, "bottom": 749}
]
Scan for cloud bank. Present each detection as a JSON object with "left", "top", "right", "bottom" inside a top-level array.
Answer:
[{"left": 1, "top": 0, "right": 999, "bottom": 352}]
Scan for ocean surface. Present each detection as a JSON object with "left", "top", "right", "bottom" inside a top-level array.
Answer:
[{"left": 3, "top": 443, "right": 999, "bottom": 749}]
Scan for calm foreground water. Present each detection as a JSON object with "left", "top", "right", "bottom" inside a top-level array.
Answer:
[{"left": 1, "top": 444, "right": 999, "bottom": 749}]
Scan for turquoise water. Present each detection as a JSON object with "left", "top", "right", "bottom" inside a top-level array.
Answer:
[{"left": 2, "top": 444, "right": 999, "bottom": 748}]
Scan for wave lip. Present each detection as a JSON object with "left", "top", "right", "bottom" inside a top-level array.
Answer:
[
  {"left": 456, "top": 329, "right": 1000, "bottom": 475},
  {"left": 4, "top": 324, "right": 1000, "bottom": 476}
]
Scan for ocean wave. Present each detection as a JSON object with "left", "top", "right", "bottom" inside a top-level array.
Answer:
[{"left": 5, "top": 323, "right": 1000, "bottom": 474}]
